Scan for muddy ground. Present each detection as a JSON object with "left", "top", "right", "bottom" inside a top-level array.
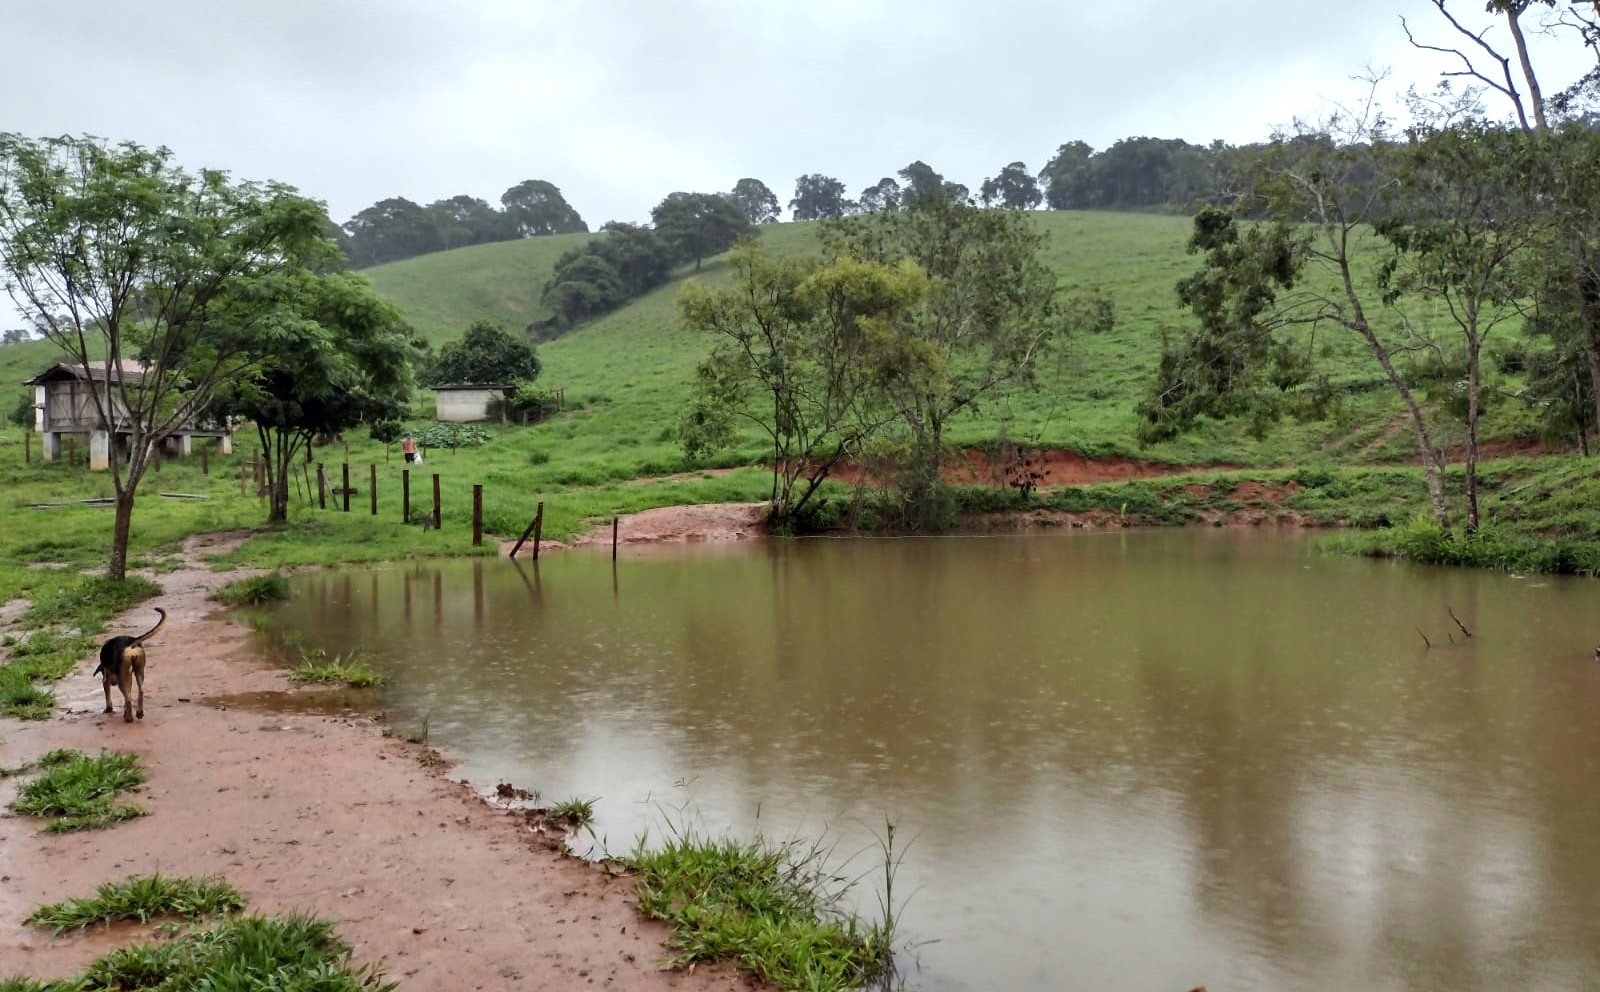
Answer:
[{"left": 0, "top": 533, "right": 750, "bottom": 991}]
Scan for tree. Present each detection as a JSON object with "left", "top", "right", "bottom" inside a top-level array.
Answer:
[
  {"left": 822, "top": 194, "right": 1068, "bottom": 523},
  {"left": 677, "top": 240, "right": 928, "bottom": 529},
  {"left": 542, "top": 222, "right": 680, "bottom": 327},
  {"left": 1040, "top": 141, "right": 1096, "bottom": 209},
  {"left": 341, "top": 197, "right": 441, "bottom": 267},
  {"left": 369, "top": 418, "right": 404, "bottom": 462},
  {"left": 220, "top": 271, "right": 414, "bottom": 522},
  {"left": 896, "top": 161, "right": 946, "bottom": 203},
  {"left": 427, "top": 320, "right": 540, "bottom": 386},
  {"left": 650, "top": 192, "right": 751, "bottom": 271},
  {"left": 0, "top": 133, "right": 333, "bottom": 578},
  {"left": 980, "top": 162, "right": 1043, "bottom": 210},
  {"left": 789, "top": 174, "right": 851, "bottom": 221},
  {"left": 426, "top": 194, "right": 512, "bottom": 249},
  {"left": 500, "top": 179, "right": 587, "bottom": 237},
  {"left": 858, "top": 178, "right": 901, "bottom": 214},
  {"left": 2, "top": 326, "right": 33, "bottom": 345},
  {"left": 730, "top": 178, "right": 781, "bottom": 224}
]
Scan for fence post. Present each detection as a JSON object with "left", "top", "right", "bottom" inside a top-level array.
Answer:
[
  {"left": 432, "top": 473, "right": 441, "bottom": 530},
  {"left": 612, "top": 516, "right": 619, "bottom": 562},
  {"left": 402, "top": 469, "right": 410, "bottom": 522},
  {"left": 532, "top": 501, "right": 544, "bottom": 560},
  {"left": 342, "top": 462, "right": 351, "bottom": 513},
  {"left": 25, "top": 430, "right": 31, "bottom": 464},
  {"left": 370, "top": 465, "right": 377, "bottom": 516},
  {"left": 510, "top": 500, "right": 542, "bottom": 559},
  {"left": 472, "top": 484, "right": 483, "bottom": 546},
  {"left": 316, "top": 463, "right": 326, "bottom": 510}
]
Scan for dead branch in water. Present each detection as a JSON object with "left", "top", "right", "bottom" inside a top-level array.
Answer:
[
  {"left": 1415, "top": 627, "right": 1432, "bottom": 650},
  {"left": 1447, "top": 605, "right": 1474, "bottom": 638}
]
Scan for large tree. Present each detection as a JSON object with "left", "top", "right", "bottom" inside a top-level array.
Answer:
[
  {"left": 858, "top": 177, "right": 901, "bottom": 214},
  {"left": 822, "top": 194, "right": 1068, "bottom": 520},
  {"left": 789, "top": 174, "right": 851, "bottom": 221},
  {"left": 980, "top": 162, "right": 1043, "bottom": 210},
  {"left": 0, "top": 133, "right": 332, "bottom": 579},
  {"left": 341, "top": 196, "right": 441, "bottom": 267},
  {"left": 221, "top": 271, "right": 413, "bottom": 522},
  {"left": 650, "top": 192, "right": 751, "bottom": 270},
  {"left": 426, "top": 194, "right": 513, "bottom": 249},
  {"left": 729, "top": 178, "right": 781, "bottom": 224},
  {"left": 1039, "top": 141, "right": 1096, "bottom": 209},
  {"left": 500, "top": 179, "right": 587, "bottom": 237},
  {"left": 678, "top": 240, "right": 928, "bottom": 529},
  {"left": 427, "top": 320, "right": 540, "bottom": 385}
]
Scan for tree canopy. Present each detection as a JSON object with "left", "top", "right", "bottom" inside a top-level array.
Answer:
[
  {"left": 730, "top": 178, "right": 781, "bottom": 224},
  {"left": 789, "top": 174, "right": 851, "bottom": 221},
  {"left": 650, "top": 192, "right": 751, "bottom": 270},
  {"left": 500, "top": 179, "right": 588, "bottom": 237},
  {"left": 980, "top": 162, "right": 1042, "bottom": 210},
  {"left": 542, "top": 222, "right": 679, "bottom": 327},
  {"left": 426, "top": 320, "right": 540, "bottom": 385}
]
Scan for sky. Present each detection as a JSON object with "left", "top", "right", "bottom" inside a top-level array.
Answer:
[{"left": 1, "top": 0, "right": 1595, "bottom": 261}]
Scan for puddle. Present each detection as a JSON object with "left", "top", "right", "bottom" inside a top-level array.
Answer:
[{"left": 198, "top": 688, "right": 380, "bottom": 717}]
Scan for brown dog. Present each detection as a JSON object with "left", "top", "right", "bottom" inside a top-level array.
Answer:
[{"left": 93, "top": 608, "right": 166, "bottom": 722}]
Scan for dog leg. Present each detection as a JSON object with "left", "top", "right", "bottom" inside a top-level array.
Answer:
[
  {"left": 119, "top": 653, "right": 134, "bottom": 723},
  {"left": 102, "top": 676, "right": 114, "bottom": 714},
  {"left": 134, "top": 653, "right": 145, "bottom": 720}
]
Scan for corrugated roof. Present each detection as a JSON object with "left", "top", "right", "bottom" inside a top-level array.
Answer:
[{"left": 23, "top": 360, "right": 150, "bottom": 386}]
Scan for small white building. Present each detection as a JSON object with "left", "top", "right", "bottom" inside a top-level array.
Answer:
[{"left": 434, "top": 384, "right": 511, "bottom": 423}]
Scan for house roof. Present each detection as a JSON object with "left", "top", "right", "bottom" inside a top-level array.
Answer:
[
  {"left": 23, "top": 360, "right": 150, "bottom": 387},
  {"left": 433, "top": 383, "right": 512, "bottom": 391}
]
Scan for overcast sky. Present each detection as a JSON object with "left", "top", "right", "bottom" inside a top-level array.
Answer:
[{"left": 2, "top": 1, "right": 1595, "bottom": 234}]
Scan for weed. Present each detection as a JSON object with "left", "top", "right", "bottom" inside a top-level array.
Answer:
[
  {"left": 25, "top": 874, "right": 245, "bottom": 934},
  {"left": 211, "top": 573, "right": 291, "bottom": 607},
  {"left": 550, "top": 796, "right": 598, "bottom": 825},
  {"left": 626, "top": 819, "right": 893, "bottom": 991},
  {"left": 415, "top": 749, "right": 444, "bottom": 768},
  {"left": 291, "top": 650, "right": 384, "bottom": 687},
  {"left": 5, "top": 912, "right": 395, "bottom": 991},
  {"left": 0, "top": 668, "right": 55, "bottom": 720},
  {"left": 9, "top": 749, "right": 149, "bottom": 833},
  {"left": 404, "top": 710, "right": 432, "bottom": 745}
]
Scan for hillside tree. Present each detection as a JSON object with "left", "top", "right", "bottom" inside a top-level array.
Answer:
[
  {"left": 678, "top": 240, "right": 930, "bottom": 529},
  {"left": 0, "top": 133, "right": 333, "bottom": 579},
  {"left": 980, "top": 162, "right": 1043, "bottom": 210},
  {"left": 730, "top": 178, "right": 781, "bottom": 224},
  {"left": 341, "top": 197, "right": 441, "bottom": 267},
  {"left": 427, "top": 320, "right": 540, "bottom": 385},
  {"left": 426, "top": 194, "right": 512, "bottom": 249},
  {"left": 859, "top": 177, "right": 901, "bottom": 213},
  {"left": 650, "top": 192, "right": 751, "bottom": 270},
  {"left": 541, "top": 222, "right": 679, "bottom": 326},
  {"left": 500, "top": 179, "right": 587, "bottom": 236},
  {"left": 1039, "top": 141, "right": 1096, "bottom": 209},
  {"left": 823, "top": 193, "right": 1068, "bottom": 522},
  {"left": 789, "top": 174, "right": 851, "bottom": 221}
]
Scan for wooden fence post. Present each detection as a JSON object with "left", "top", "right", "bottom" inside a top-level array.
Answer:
[
  {"left": 472, "top": 484, "right": 483, "bottom": 546},
  {"left": 24, "top": 430, "right": 31, "bottom": 464},
  {"left": 402, "top": 469, "right": 410, "bottom": 521},
  {"left": 612, "top": 516, "right": 619, "bottom": 561},
  {"left": 509, "top": 500, "right": 543, "bottom": 559},
  {"left": 532, "top": 502, "right": 544, "bottom": 560},
  {"left": 432, "top": 473, "right": 441, "bottom": 530},
  {"left": 370, "top": 465, "right": 377, "bottom": 516},
  {"left": 342, "top": 462, "right": 351, "bottom": 513},
  {"left": 316, "top": 463, "right": 326, "bottom": 510}
]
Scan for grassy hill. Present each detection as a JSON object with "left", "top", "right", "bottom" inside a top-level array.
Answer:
[{"left": 363, "top": 211, "right": 1543, "bottom": 478}]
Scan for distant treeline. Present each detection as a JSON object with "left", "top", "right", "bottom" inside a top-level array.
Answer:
[{"left": 330, "top": 133, "right": 1359, "bottom": 272}]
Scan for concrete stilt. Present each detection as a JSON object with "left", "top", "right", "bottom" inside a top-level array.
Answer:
[
  {"left": 42, "top": 431, "right": 61, "bottom": 462},
  {"left": 90, "top": 430, "right": 110, "bottom": 471}
]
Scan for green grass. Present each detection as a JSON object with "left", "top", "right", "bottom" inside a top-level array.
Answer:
[
  {"left": 290, "top": 650, "right": 384, "bottom": 687},
  {"left": 2, "top": 912, "right": 394, "bottom": 992},
  {"left": 8, "top": 749, "right": 148, "bottom": 833},
  {"left": 25, "top": 874, "right": 245, "bottom": 934},
  {"left": 549, "top": 796, "right": 597, "bottom": 825},
  {"left": 211, "top": 572, "right": 290, "bottom": 607},
  {"left": 627, "top": 824, "right": 893, "bottom": 992}
]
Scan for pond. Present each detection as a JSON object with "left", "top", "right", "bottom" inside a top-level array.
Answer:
[{"left": 266, "top": 530, "right": 1600, "bottom": 992}]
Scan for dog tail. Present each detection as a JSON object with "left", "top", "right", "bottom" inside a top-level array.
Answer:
[{"left": 130, "top": 607, "right": 167, "bottom": 646}]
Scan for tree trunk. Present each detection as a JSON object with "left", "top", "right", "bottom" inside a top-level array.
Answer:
[
  {"left": 1504, "top": 5, "right": 1547, "bottom": 130},
  {"left": 109, "top": 490, "right": 135, "bottom": 582},
  {"left": 1360, "top": 327, "right": 1449, "bottom": 525},
  {"left": 1465, "top": 345, "right": 1483, "bottom": 531}
]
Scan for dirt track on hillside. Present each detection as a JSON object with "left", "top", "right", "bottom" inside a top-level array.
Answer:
[{"left": 0, "top": 533, "right": 748, "bottom": 991}]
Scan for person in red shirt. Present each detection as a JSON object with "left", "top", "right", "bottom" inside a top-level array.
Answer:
[{"left": 401, "top": 432, "right": 417, "bottom": 463}]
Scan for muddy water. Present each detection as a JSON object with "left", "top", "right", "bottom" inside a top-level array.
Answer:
[{"left": 270, "top": 531, "right": 1600, "bottom": 992}]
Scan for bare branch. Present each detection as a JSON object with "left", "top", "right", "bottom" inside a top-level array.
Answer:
[{"left": 1401, "top": 7, "right": 1533, "bottom": 131}]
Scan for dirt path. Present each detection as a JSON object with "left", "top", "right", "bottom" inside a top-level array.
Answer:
[{"left": 0, "top": 536, "right": 747, "bottom": 991}]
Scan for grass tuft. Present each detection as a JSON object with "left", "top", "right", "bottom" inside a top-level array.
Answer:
[
  {"left": 626, "top": 822, "right": 893, "bottom": 991},
  {"left": 25, "top": 874, "right": 246, "bottom": 934},
  {"left": 290, "top": 649, "right": 384, "bottom": 687},
  {"left": 549, "top": 796, "right": 598, "bottom": 825},
  {"left": 212, "top": 573, "right": 292, "bottom": 607},
  {"left": 4, "top": 910, "right": 394, "bottom": 991},
  {"left": 8, "top": 749, "right": 149, "bottom": 833}
]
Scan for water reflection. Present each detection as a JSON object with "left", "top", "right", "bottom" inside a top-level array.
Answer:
[{"left": 269, "top": 531, "right": 1600, "bottom": 991}]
